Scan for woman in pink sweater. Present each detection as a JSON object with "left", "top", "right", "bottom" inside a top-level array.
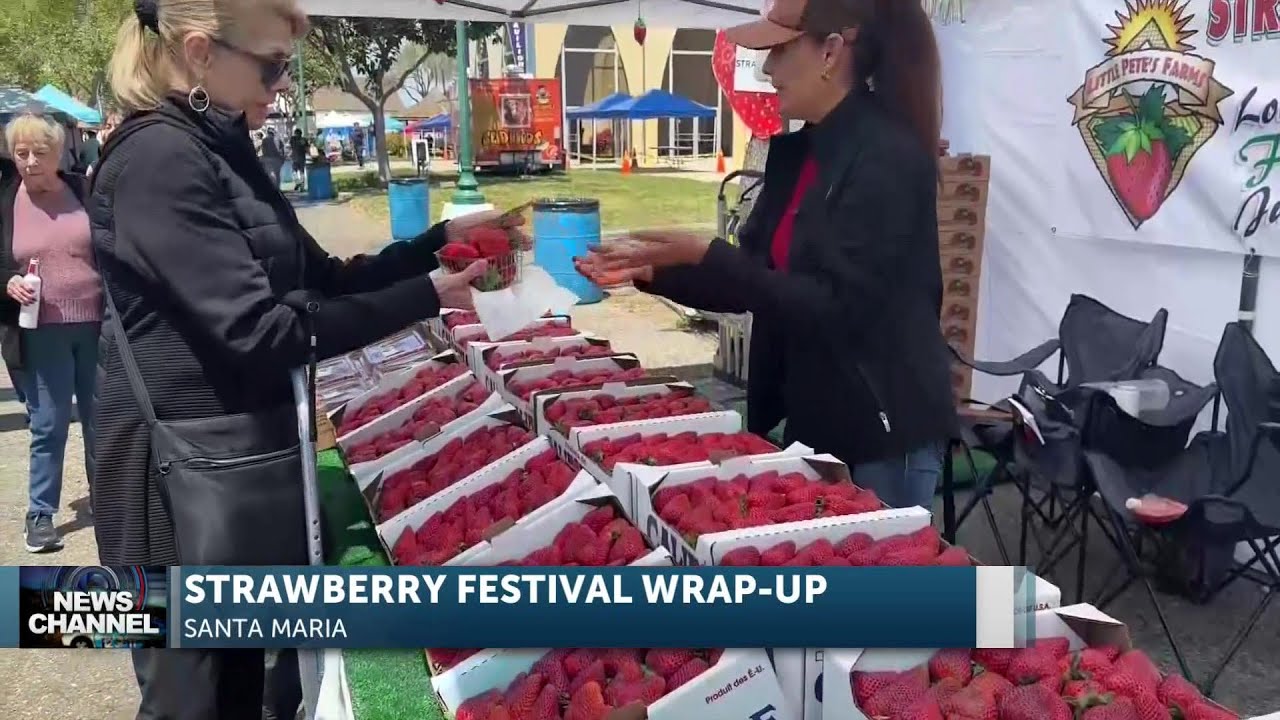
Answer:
[{"left": 0, "top": 113, "right": 99, "bottom": 554}]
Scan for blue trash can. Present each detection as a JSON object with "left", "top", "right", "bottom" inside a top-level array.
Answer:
[
  {"left": 533, "top": 198, "right": 603, "bottom": 304},
  {"left": 388, "top": 179, "right": 431, "bottom": 241},
  {"left": 306, "top": 163, "right": 334, "bottom": 201},
  {"left": 281, "top": 160, "right": 294, "bottom": 186}
]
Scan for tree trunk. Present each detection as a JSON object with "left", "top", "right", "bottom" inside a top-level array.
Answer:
[{"left": 372, "top": 104, "right": 392, "bottom": 185}]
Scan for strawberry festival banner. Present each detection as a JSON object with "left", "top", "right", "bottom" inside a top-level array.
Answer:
[{"left": 1056, "top": 0, "right": 1280, "bottom": 255}]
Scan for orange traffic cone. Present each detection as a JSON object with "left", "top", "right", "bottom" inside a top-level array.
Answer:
[
  {"left": 621, "top": 150, "right": 632, "bottom": 175},
  {"left": 715, "top": 150, "right": 726, "bottom": 174}
]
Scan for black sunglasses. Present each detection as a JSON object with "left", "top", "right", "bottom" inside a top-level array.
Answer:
[{"left": 212, "top": 38, "right": 294, "bottom": 88}]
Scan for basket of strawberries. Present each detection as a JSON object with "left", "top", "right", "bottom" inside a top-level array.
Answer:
[{"left": 436, "top": 225, "right": 524, "bottom": 292}]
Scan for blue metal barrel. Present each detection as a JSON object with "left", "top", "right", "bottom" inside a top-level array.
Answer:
[
  {"left": 388, "top": 179, "right": 431, "bottom": 241},
  {"left": 533, "top": 198, "right": 603, "bottom": 304},
  {"left": 306, "top": 163, "right": 334, "bottom": 201},
  {"left": 281, "top": 160, "right": 295, "bottom": 186}
]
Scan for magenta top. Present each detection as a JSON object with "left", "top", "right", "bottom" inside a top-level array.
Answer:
[{"left": 11, "top": 182, "right": 102, "bottom": 324}]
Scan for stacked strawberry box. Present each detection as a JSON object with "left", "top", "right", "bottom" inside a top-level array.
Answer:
[
  {"left": 480, "top": 335, "right": 618, "bottom": 378},
  {"left": 376, "top": 435, "right": 597, "bottom": 569},
  {"left": 453, "top": 317, "right": 585, "bottom": 379},
  {"left": 824, "top": 603, "right": 1241, "bottom": 720},
  {"left": 358, "top": 408, "right": 533, "bottom": 526},
  {"left": 433, "top": 647, "right": 792, "bottom": 720},
  {"left": 555, "top": 410, "right": 769, "bottom": 517},
  {"left": 425, "top": 309, "right": 481, "bottom": 351},
  {"left": 493, "top": 354, "right": 650, "bottom": 427},
  {"left": 531, "top": 378, "right": 715, "bottom": 449},
  {"left": 688, "top": 501, "right": 1062, "bottom": 720},
  {"left": 328, "top": 351, "right": 465, "bottom": 437},
  {"left": 337, "top": 372, "right": 506, "bottom": 483}
]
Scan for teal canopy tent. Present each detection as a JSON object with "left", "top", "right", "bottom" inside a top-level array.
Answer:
[
  {"left": 33, "top": 85, "right": 102, "bottom": 125},
  {"left": 0, "top": 87, "right": 72, "bottom": 122}
]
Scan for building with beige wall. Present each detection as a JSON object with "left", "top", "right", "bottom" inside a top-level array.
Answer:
[{"left": 470, "top": 24, "right": 751, "bottom": 169}]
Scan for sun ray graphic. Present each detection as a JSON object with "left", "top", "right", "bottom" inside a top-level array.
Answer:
[{"left": 1103, "top": 0, "right": 1197, "bottom": 56}]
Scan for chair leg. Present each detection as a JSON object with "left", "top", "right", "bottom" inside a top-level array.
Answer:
[
  {"left": 954, "top": 442, "right": 1011, "bottom": 565},
  {"left": 1019, "top": 476, "right": 1032, "bottom": 566},
  {"left": 1200, "top": 587, "right": 1275, "bottom": 698},
  {"left": 1075, "top": 490, "right": 1091, "bottom": 604}
]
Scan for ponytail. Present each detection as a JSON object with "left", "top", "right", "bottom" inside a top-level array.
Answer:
[
  {"left": 108, "top": 15, "right": 174, "bottom": 113},
  {"left": 854, "top": 0, "right": 943, "bottom": 167}
]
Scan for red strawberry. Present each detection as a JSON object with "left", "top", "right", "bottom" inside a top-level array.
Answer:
[
  {"left": 454, "top": 691, "right": 500, "bottom": 720},
  {"left": 1063, "top": 679, "right": 1110, "bottom": 710},
  {"left": 852, "top": 670, "right": 901, "bottom": 706},
  {"left": 533, "top": 653, "right": 571, "bottom": 693},
  {"left": 968, "top": 670, "right": 1013, "bottom": 703},
  {"left": 505, "top": 672, "right": 545, "bottom": 718},
  {"left": 606, "top": 671, "right": 667, "bottom": 707},
  {"left": 941, "top": 685, "right": 997, "bottom": 720},
  {"left": 1184, "top": 702, "right": 1240, "bottom": 720},
  {"left": 1036, "top": 637, "right": 1071, "bottom": 659},
  {"left": 569, "top": 659, "right": 606, "bottom": 696},
  {"left": 928, "top": 677, "right": 966, "bottom": 706},
  {"left": 972, "top": 649, "right": 1016, "bottom": 676},
  {"left": 1007, "top": 648, "right": 1062, "bottom": 691},
  {"left": 899, "top": 696, "right": 944, "bottom": 720},
  {"left": 935, "top": 547, "right": 972, "bottom": 566},
  {"left": 1110, "top": 651, "right": 1161, "bottom": 694},
  {"left": 563, "top": 648, "right": 599, "bottom": 678},
  {"left": 666, "top": 657, "right": 710, "bottom": 691},
  {"left": 997, "top": 684, "right": 1073, "bottom": 720},
  {"left": 929, "top": 648, "right": 973, "bottom": 684},
  {"left": 486, "top": 707, "right": 513, "bottom": 720},
  {"left": 645, "top": 648, "right": 697, "bottom": 678},
  {"left": 863, "top": 669, "right": 928, "bottom": 717},
  {"left": 835, "top": 532, "right": 873, "bottom": 557},
  {"left": 581, "top": 505, "right": 616, "bottom": 532},
  {"left": 565, "top": 681, "right": 611, "bottom": 720},
  {"left": 760, "top": 541, "right": 796, "bottom": 566},
  {"left": 1157, "top": 673, "right": 1203, "bottom": 713},
  {"left": 529, "top": 684, "right": 561, "bottom": 720},
  {"left": 1082, "top": 697, "right": 1140, "bottom": 720},
  {"left": 1077, "top": 648, "right": 1118, "bottom": 679},
  {"left": 1130, "top": 691, "right": 1173, "bottom": 720},
  {"left": 1104, "top": 121, "right": 1173, "bottom": 223},
  {"left": 720, "top": 546, "right": 762, "bottom": 566},
  {"left": 607, "top": 527, "right": 647, "bottom": 564},
  {"left": 441, "top": 242, "right": 481, "bottom": 259}
]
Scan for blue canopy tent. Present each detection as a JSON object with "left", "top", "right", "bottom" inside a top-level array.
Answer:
[
  {"left": 33, "top": 85, "right": 102, "bottom": 126},
  {"left": 419, "top": 113, "right": 450, "bottom": 131},
  {"left": 566, "top": 92, "right": 632, "bottom": 120},
  {"left": 0, "top": 87, "right": 71, "bottom": 122},
  {"left": 595, "top": 89, "right": 715, "bottom": 120}
]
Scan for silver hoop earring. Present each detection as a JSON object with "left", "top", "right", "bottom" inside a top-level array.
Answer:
[{"left": 188, "top": 85, "right": 210, "bottom": 113}]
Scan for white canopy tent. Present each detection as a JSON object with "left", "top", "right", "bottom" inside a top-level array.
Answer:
[{"left": 299, "top": 0, "right": 757, "bottom": 27}]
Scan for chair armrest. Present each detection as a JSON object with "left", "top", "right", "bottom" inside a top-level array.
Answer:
[{"left": 950, "top": 339, "right": 1061, "bottom": 377}]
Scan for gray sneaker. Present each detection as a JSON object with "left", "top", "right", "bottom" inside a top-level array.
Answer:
[{"left": 24, "top": 515, "right": 63, "bottom": 553}]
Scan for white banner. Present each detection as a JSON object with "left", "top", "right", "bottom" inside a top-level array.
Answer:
[{"left": 1055, "top": 0, "right": 1280, "bottom": 255}]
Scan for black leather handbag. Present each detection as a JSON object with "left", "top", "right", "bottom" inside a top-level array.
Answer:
[{"left": 104, "top": 288, "right": 309, "bottom": 566}]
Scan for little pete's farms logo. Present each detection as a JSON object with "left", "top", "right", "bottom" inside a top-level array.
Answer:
[{"left": 1069, "top": 0, "right": 1234, "bottom": 228}]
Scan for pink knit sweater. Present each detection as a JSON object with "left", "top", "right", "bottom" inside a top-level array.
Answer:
[{"left": 11, "top": 182, "right": 102, "bottom": 324}]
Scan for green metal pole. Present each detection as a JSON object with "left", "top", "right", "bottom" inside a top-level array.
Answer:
[
  {"left": 451, "top": 20, "right": 485, "bottom": 204},
  {"left": 296, "top": 43, "right": 308, "bottom": 137}
]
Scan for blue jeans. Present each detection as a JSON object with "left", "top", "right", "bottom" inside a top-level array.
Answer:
[
  {"left": 21, "top": 322, "right": 100, "bottom": 519},
  {"left": 853, "top": 441, "right": 946, "bottom": 509}
]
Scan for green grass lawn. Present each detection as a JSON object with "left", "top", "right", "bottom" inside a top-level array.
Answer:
[{"left": 346, "top": 169, "right": 734, "bottom": 232}]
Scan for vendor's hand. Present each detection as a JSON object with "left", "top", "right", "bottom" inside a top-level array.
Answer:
[
  {"left": 445, "top": 208, "right": 531, "bottom": 250},
  {"left": 591, "top": 229, "right": 712, "bottom": 270},
  {"left": 6, "top": 275, "right": 35, "bottom": 305},
  {"left": 573, "top": 256, "right": 652, "bottom": 286},
  {"left": 432, "top": 261, "right": 488, "bottom": 310}
]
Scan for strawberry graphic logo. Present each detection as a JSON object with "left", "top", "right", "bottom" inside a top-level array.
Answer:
[
  {"left": 1097, "top": 86, "right": 1188, "bottom": 222},
  {"left": 712, "top": 31, "right": 783, "bottom": 139},
  {"left": 1067, "top": 0, "right": 1232, "bottom": 229}
]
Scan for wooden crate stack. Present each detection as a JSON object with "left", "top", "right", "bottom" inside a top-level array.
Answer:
[{"left": 937, "top": 152, "right": 992, "bottom": 401}]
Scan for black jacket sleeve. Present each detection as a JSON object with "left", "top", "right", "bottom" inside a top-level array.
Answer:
[
  {"left": 301, "top": 221, "right": 448, "bottom": 297},
  {"left": 111, "top": 135, "right": 443, "bottom": 367},
  {"left": 684, "top": 146, "right": 924, "bottom": 337}
]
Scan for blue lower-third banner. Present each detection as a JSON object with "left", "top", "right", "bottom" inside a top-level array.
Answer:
[{"left": 1, "top": 566, "right": 1035, "bottom": 649}]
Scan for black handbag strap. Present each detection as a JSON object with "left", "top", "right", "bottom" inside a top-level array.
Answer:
[{"left": 102, "top": 286, "right": 159, "bottom": 426}]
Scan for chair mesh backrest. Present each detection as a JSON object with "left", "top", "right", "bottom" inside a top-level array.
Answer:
[
  {"left": 1058, "top": 294, "right": 1168, "bottom": 386},
  {"left": 1214, "top": 322, "right": 1279, "bottom": 485}
]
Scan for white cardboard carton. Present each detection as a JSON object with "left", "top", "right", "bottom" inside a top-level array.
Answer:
[
  {"left": 493, "top": 354, "right": 645, "bottom": 427},
  {"left": 452, "top": 482, "right": 673, "bottom": 567},
  {"left": 453, "top": 316, "right": 580, "bottom": 374},
  {"left": 375, "top": 436, "right": 597, "bottom": 564},
  {"left": 434, "top": 648, "right": 797, "bottom": 720},
  {"left": 328, "top": 350, "right": 461, "bottom": 436},
  {"left": 821, "top": 604, "right": 1130, "bottom": 720},
  {"left": 561, "top": 411, "right": 746, "bottom": 517},
  {"left": 478, "top": 334, "right": 614, "bottom": 374},
  {"left": 341, "top": 378, "right": 506, "bottom": 485},
  {"left": 357, "top": 407, "right": 529, "bottom": 526},
  {"left": 531, "top": 378, "right": 701, "bottom": 442}
]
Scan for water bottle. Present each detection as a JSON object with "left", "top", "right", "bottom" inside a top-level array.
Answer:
[{"left": 17, "top": 258, "right": 41, "bottom": 330}]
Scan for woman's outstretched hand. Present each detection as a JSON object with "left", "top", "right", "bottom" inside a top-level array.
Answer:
[
  {"left": 432, "top": 261, "right": 489, "bottom": 310},
  {"left": 574, "top": 255, "right": 653, "bottom": 286},
  {"left": 591, "top": 229, "right": 712, "bottom": 270}
]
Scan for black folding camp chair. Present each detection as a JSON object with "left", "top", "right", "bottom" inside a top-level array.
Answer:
[
  {"left": 1084, "top": 323, "right": 1280, "bottom": 695},
  {"left": 950, "top": 295, "right": 1169, "bottom": 599}
]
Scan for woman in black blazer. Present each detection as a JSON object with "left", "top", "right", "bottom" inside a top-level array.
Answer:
[
  {"left": 579, "top": 0, "right": 956, "bottom": 509},
  {"left": 93, "top": 1, "right": 507, "bottom": 716}
]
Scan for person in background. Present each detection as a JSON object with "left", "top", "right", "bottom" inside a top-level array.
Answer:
[
  {"left": 0, "top": 114, "right": 100, "bottom": 553},
  {"left": 578, "top": 0, "right": 955, "bottom": 509},
  {"left": 351, "top": 121, "right": 365, "bottom": 168},
  {"left": 99, "top": 112, "right": 121, "bottom": 144},
  {"left": 95, "top": 0, "right": 519, "bottom": 714},
  {"left": 289, "top": 127, "right": 308, "bottom": 191},
  {"left": 261, "top": 126, "right": 284, "bottom": 188},
  {"left": 0, "top": 132, "right": 25, "bottom": 415},
  {"left": 79, "top": 129, "right": 102, "bottom": 174}
]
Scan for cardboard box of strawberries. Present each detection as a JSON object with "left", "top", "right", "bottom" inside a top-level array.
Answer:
[
  {"left": 433, "top": 648, "right": 791, "bottom": 720},
  {"left": 825, "top": 604, "right": 1240, "bottom": 720},
  {"left": 332, "top": 353, "right": 468, "bottom": 437}
]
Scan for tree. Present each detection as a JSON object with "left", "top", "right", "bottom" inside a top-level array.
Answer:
[
  {"left": 307, "top": 18, "right": 497, "bottom": 183},
  {"left": 398, "top": 48, "right": 456, "bottom": 104},
  {"left": 0, "top": 0, "right": 131, "bottom": 111},
  {"left": 276, "top": 43, "right": 338, "bottom": 133}
]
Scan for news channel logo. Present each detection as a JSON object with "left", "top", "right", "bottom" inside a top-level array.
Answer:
[{"left": 17, "top": 566, "right": 169, "bottom": 649}]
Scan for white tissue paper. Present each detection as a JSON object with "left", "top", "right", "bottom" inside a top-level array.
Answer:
[{"left": 469, "top": 265, "right": 580, "bottom": 340}]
